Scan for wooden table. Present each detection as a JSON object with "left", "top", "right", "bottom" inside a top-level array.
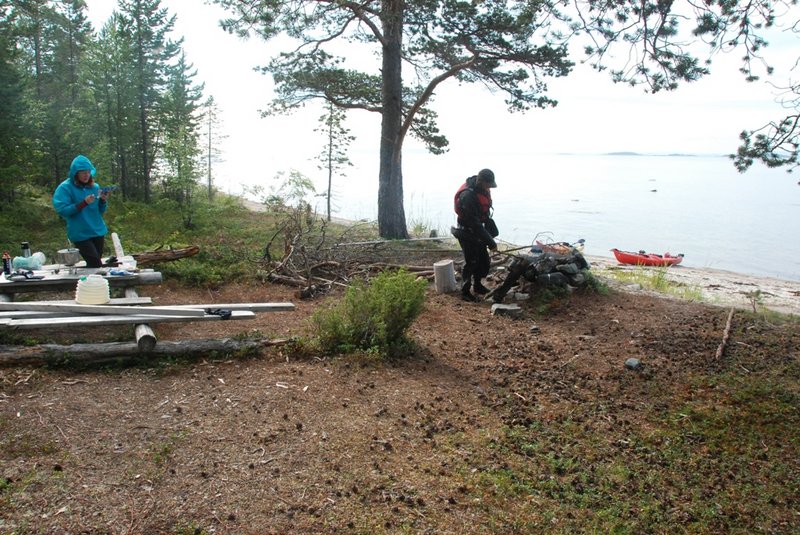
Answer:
[
  {"left": 0, "top": 267, "right": 163, "bottom": 297},
  {"left": 0, "top": 233, "right": 294, "bottom": 358}
]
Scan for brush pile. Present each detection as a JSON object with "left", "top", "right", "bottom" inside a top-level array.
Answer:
[{"left": 259, "top": 212, "right": 460, "bottom": 298}]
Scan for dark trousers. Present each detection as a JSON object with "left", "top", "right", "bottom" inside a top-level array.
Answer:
[
  {"left": 74, "top": 236, "right": 105, "bottom": 268},
  {"left": 457, "top": 234, "right": 490, "bottom": 288}
]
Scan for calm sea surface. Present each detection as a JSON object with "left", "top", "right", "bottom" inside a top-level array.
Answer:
[{"left": 329, "top": 153, "right": 800, "bottom": 282}]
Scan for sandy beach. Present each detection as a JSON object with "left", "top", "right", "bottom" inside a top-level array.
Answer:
[{"left": 587, "top": 255, "right": 800, "bottom": 316}]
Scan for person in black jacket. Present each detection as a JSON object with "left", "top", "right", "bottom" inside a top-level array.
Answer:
[{"left": 452, "top": 169, "right": 499, "bottom": 301}]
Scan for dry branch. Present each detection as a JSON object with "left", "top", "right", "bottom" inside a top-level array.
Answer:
[{"left": 715, "top": 307, "right": 735, "bottom": 360}]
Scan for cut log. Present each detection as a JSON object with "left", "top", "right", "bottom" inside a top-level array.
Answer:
[
  {"left": 0, "top": 338, "right": 293, "bottom": 367},
  {"left": 135, "top": 324, "right": 157, "bottom": 352},
  {"left": 123, "top": 282, "right": 157, "bottom": 352},
  {"left": 433, "top": 259, "right": 457, "bottom": 293}
]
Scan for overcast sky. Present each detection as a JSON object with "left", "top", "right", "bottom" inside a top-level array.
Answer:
[{"left": 85, "top": 0, "right": 798, "bottom": 198}]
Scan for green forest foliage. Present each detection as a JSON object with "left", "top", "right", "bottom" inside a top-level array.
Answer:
[
  {"left": 0, "top": 191, "right": 276, "bottom": 288},
  {"left": 0, "top": 0, "right": 211, "bottom": 208}
]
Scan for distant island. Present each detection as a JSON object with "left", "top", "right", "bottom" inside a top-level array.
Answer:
[
  {"left": 604, "top": 151, "right": 726, "bottom": 158},
  {"left": 550, "top": 151, "right": 729, "bottom": 157}
]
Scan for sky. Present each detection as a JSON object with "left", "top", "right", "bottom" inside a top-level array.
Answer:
[{"left": 84, "top": 0, "right": 799, "bottom": 202}]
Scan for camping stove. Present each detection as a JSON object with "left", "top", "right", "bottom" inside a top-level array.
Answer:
[{"left": 56, "top": 248, "right": 81, "bottom": 275}]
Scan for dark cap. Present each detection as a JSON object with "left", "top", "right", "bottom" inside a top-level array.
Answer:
[{"left": 477, "top": 168, "right": 496, "bottom": 188}]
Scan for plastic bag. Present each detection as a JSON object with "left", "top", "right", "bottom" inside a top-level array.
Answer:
[{"left": 11, "top": 251, "right": 45, "bottom": 270}]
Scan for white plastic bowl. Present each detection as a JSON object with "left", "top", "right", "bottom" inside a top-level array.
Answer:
[{"left": 75, "top": 274, "right": 110, "bottom": 304}]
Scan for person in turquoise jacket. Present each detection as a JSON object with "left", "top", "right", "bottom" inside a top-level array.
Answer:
[{"left": 52, "top": 155, "right": 112, "bottom": 268}]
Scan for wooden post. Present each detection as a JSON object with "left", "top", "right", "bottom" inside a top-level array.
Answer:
[
  {"left": 433, "top": 259, "right": 457, "bottom": 293},
  {"left": 117, "top": 237, "right": 155, "bottom": 351}
]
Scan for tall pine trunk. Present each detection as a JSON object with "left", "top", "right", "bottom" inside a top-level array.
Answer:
[{"left": 377, "top": 0, "right": 409, "bottom": 239}]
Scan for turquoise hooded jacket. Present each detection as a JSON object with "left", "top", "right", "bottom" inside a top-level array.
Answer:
[{"left": 52, "top": 155, "right": 109, "bottom": 242}]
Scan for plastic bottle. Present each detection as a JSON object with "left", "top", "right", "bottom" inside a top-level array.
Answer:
[
  {"left": 2, "top": 252, "right": 11, "bottom": 275},
  {"left": 21, "top": 242, "right": 31, "bottom": 257}
]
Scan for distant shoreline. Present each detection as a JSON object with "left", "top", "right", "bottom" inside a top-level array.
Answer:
[
  {"left": 237, "top": 196, "right": 799, "bottom": 314},
  {"left": 552, "top": 151, "right": 730, "bottom": 158}
]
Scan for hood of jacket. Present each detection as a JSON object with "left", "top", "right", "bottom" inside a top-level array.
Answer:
[{"left": 68, "top": 155, "right": 97, "bottom": 183}]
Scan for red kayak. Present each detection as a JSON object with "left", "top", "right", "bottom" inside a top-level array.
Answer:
[{"left": 611, "top": 248, "right": 684, "bottom": 267}]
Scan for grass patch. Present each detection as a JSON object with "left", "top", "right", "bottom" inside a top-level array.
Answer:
[
  {"left": 605, "top": 265, "right": 704, "bottom": 301},
  {"left": 465, "top": 366, "right": 800, "bottom": 533}
]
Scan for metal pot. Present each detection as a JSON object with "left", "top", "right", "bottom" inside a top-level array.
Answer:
[{"left": 56, "top": 248, "right": 81, "bottom": 266}]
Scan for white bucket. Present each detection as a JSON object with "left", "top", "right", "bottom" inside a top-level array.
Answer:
[{"left": 75, "top": 274, "right": 110, "bottom": 304}]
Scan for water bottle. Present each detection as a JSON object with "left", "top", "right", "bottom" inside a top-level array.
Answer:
[
  {"left": 21, "top": 242, "right": 31, "bottom": 258},
  {"left": 2, "top": 252, "right": 11, "bottom": 275}
]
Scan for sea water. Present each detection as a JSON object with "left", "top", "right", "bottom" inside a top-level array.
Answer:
[{"left": 328, "top": 153, "right": 800, "bottom": 282}]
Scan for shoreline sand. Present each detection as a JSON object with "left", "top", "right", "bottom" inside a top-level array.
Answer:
[{"left": 586, "top": 255, "right": 800, "bottom": 316}]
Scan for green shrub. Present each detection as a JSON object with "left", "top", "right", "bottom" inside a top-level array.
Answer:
[
  {"left": 579, "top": 270, "right": 609, "bottom": 295},
  {"left": 311, "top": 269, "right": 427, "bottom": 356}
]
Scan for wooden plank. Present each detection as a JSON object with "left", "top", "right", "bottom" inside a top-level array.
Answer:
[
  {"left": 6, "top": 310, "right": 256, "bottom": 329},
  {"left": 15, "top": 297, "right": 151, "bottom": 306},
  {"left": 0, "top": 270, "right": 162, "bottom": 293},
  {"left": 111, "top": 232, "right": 137, "bottom": 269},
  {"left": 0, "top": 298, "right": 152, "bottom": 321},
  {"left": 0, "top": 302, "right": 205, "bottom": 317},
  {"left": 112, "top": 232, "right": 126, "bottom": 257},
  {"left": 0, "top": 311, "right": 70, "bottom": 320},
  {"left": 164, "top": 302, "right": 296, "bottom": 312}
]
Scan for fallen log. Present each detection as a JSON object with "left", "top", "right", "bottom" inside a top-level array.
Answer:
[
  {"left": 266, "top": 272, "right": 309, "bottom": 287},
  {"left": 0, "top": 338, "right": 294, "bottom": 367},
  {"left": 132, "top": 245, "right": 200, "bottom": 267}
]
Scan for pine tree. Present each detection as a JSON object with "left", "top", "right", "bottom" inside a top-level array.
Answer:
[
  {"left": 202, "top": 96, "right": 226, "bottom": 201},
  {"left": 314, "top": 102, "right": 353, "bottom": 222},
  {"left": 0, "top": 1, "right": 28, "bottom": 201},
  {"left": 117, "top": 0, "right": 181, "bottom": 202},
  {"left": 160, "top": 50, "right": 204, "bottom": 228}
]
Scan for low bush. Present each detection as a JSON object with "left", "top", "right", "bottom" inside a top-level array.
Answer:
[{"left": 311, "top": 269, "right": 427, "bottom": 357}]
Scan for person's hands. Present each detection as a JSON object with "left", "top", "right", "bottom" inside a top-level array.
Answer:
[
  {"left": 99, "top": 189, "right": 109, "bottom": 201},
  {"left": 84, "top": 193, "right": 97, "bottom": 204}
]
